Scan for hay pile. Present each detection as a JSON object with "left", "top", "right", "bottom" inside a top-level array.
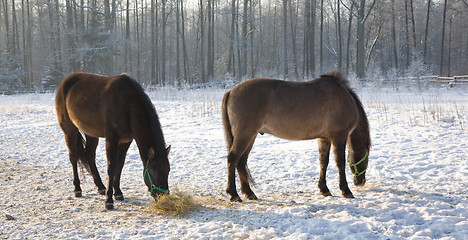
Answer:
[{"left": 148, "top": 188, "right": 200, "bottom": 216}]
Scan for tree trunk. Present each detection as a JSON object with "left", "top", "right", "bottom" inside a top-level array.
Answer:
[
  {"left": 66, "top": 0, "right": 78, "bottom": 73},
  {"left": 288, "top": 0, "right": 298, "bottom": 78},
  {"left": 103, "top": 0, "right": 113, "bottom": 75},
  {"left": 242, "top": 0, "right": 249, "bottom": 78},
  {"left": 125, "top": 0, "right": 131, "bottom": 73},
  {"left": 405, "top": 0, "right": 410, "bottom": 68},
  {"left": 356, "top": 0, "right": 366, "bottom": 78},
  {"left": 207, "top": 0, "right": 214, "bottom": 81},
  {"left": 345, "top": 1, "right": 354, "bottom": 75},
  {"left": 337, "top": 0, "right": 342, "bottom": 70},
  {"left": 161, "top": 0, "right": 167, "bottom": 85},
  {"left": 180, "top": 0, "right": 189, "bottom": 84},
  {"left": 409, "top": 0, "right": 416, "bottom": 50},
  {"left": 199, "top": 0, "right": 206, "bottom": 83},
  {"left": 26, "top": 0, "right": 33, "bottom": 85},
  {"left": 423, "top": 0, "right": 431, "bottom": 61},
  {"left": 320, "top": 0, "right": 324, "bottom": 73},
  {"left": 439, "top": 0, "right": 447, "bottom": 76},
  {"left": 282, "top": 0, "right": 288, "bottom": 79},
  {"left": 447, "top": 18, "right": 452, "bottom": 77},
  {"left": 176, "top": 0, "right": 181, "bottom": 85},
  {"left": 227, "top": 0, "right": 236, "bottom": 76},
  {"left": 391, "top": 0, "right": 398, "bottom": 70}
]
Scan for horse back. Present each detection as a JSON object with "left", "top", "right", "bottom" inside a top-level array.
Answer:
[
  {"left": 56, "top": 73, "right": 138, "bottom": 139},
  {"left": 226, "top": 77, "right": 360, "bottom": 141}
]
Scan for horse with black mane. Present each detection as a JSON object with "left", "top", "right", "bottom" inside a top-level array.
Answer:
[
  {"left": 222, "top": 70, "right": 371, "bottom": 202},
  {"left": 55, "top": 72, "right": 171, "bottom": 210}
]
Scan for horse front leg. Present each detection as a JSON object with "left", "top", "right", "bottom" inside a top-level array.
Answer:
[
  {"left": 113, "top": 141, "right": 132, "bottom": 201},
  {"left": 332, "top": 140, "right": 354, "bottom": 198},
  {"left": 317, "top": 139, "right": 332, "bottom": 197},
  {"left": 105, "top": 138, "right": 119, "bottom": 210}
]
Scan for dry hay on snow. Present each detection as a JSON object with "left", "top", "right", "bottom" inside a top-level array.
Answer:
[{"left": 148, "top": 188, "right": 200, "bottom": 216}]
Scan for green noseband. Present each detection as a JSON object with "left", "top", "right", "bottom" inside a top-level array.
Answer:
[
  {"left": 144, "top": 161, "right": 169, "bottom": 195},
  {"left": 350, "top": 151, "right": 368, "bottom": 177}
]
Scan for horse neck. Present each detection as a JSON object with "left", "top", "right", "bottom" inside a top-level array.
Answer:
[
  {"left": 135, "top": 121, "right": 166, "bottom": 157},
  {"left": 132, "top": 107, "right": 166, "bottom": 162}
]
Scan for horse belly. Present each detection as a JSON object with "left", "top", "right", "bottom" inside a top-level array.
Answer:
[
  {"left": 70, "top": 115, "right": 106, "bottom": 138},
  {"left": 260, "top": 121, "right": 320, "bottom": 141},
  {"left": 67, "top": 103, "right": 106, "bottom": 138}
]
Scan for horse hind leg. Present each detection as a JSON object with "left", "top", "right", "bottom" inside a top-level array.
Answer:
[
  {"left": 226, "top": 134, "right": 256, "bottom": 202},
  {"left": 237, "top": 140, "right": 258, "bottom": 200},
  {"left": 62, "top": 129, "right": 83, "bottom": 197},
  {"left": 84, "top": 135, "right": 106, "bottom": 195},
  {"left": 317, "top": 139, "right": 332, "bottom": 197},
  {"left": 226, "top": 150, "right": 242, "bottom": 202}
]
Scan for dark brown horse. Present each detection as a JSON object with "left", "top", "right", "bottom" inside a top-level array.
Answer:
[
  {"left": 222, "top": 70, "right": 371, "bottom": 202},
  {"left": 55, "top": 72, "right": 171, "bottom": 210}
]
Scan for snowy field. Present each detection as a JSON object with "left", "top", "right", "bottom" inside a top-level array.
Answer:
[{"left": 1, "top": 83, "right": 468, "bottom": 239}]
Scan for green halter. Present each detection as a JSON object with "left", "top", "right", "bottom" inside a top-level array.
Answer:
[
  {"left": 144, "top": 161, "right": 169, "bottom": 195},
  {"left": 350, "top": 151, "right": 368, "bottom": 177}
]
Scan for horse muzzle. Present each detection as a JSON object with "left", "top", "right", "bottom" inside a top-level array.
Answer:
[
  {"left": 354, "top": 177, "right": 366, "bottom": 186},
  {"left": 150, "top": 186, "right": 170, "bottom": 200}
]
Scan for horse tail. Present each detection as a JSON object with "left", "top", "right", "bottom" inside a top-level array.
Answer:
[
  {"left": 222, "top": 90, "right": 233, "bottom": 150},
  {"left": 56, "top": 73, "right": 92, "bottom": 174},
  {"left": 222, "top": 90, "right": 256, "bottom": 187},
  {"left": 76, "top": 133, "right": 92, "bottom": 174}
]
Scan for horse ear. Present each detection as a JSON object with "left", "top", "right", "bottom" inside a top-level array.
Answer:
[
  {"left": 166, "top": 145, "right": 171, "bottom": 156},
  {"left": 148, "top": 148, "right": 155, "bottom": 159}
]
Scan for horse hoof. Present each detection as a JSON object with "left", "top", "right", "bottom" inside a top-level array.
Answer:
[
  {"left": 115, "top": 194, "right": 124, "bottom": 201},
  {"left": 247, "top": 194, "right": 258, "bottom": 200},
  {"left": 105, "top": 203, "right": 114, "bottom": 210},
  {"left": 321, "top": 192, "right": 332, "bottom": 197},
  {"left": 230, "top": 196, "right": 243, "bottom": 202},
  {"left": 74, "top": 191, "right": 82, "bottom": 198},
  {"left": 98, "top": 189, "right": 106, "bottom": 195},
  {"left": 343, "top": 193, "right": 355, "bottom": 198}
]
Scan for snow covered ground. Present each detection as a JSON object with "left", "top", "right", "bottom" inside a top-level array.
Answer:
[{"left": 1, "top": 84, "right": 467, "bottom": 239}]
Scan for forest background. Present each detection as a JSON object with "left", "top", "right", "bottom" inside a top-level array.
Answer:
[{"left": 0, "top": 0, "right": 467, "bottom": 90}]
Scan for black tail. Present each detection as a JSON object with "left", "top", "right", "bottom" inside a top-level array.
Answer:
[
  {"left": 222, "top": 90, "right": 233, "bottom": 150},
  {"left": 76, "top": 132, "right": 93, "bottom": 174},
  {"left": 56, "top": 73, "right": 93, "bottom": 176}
]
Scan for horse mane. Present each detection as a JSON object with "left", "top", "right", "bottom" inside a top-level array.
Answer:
[
  {"left": 121, "top": 75, "right": 167, "bottom": 157},
  {"left": 321, "top": 70, "right": 371, "bottom": 149},
  {"left": 320, "top": 69, "right": 352, "bottom": 90}
]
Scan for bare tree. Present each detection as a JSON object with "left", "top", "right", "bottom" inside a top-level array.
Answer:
[
  {"left": 303, "top": 0, "right": 316, "bottom": 77},
  {"left": 345, "top": 1, "right": 355, "bottom": 74},
  {"left": 439, "top": 0, "right": 447, "bottom": 76},
  {"left": 242, "top": 0, "right": 249, "bottom": 78},
  {"left": 282, "top": 0, "right": 288, "bottom": 79},
  {"left": 423, "top": 0, "right": 431, "bottom": 62},
  {"left": 336, "top": 0, "right": 343, "bottom": 70},
  {"left": 391, "top": 0, "right": 398, "bottom": 70},
  {"left": 227, "top": 0, "right": 236, "bottom": 76}
]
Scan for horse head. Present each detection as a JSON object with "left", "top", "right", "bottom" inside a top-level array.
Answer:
[
  {"left": 144, "top": 146, "right": 171, "bottom": 199},
  {"left": 348, "top": 150, "right": 368, "bottom": 186}
]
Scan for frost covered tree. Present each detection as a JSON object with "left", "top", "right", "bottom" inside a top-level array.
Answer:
[{"left": 0, "top": 0, "right": 467, "bottom": 90}]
